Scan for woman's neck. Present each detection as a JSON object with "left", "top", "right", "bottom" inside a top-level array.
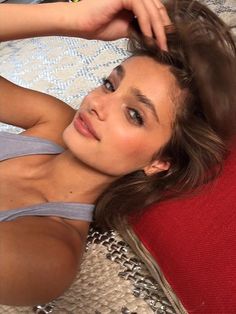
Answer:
[{"left": 37, "top": 149, "right": 117, "bottom": 204}]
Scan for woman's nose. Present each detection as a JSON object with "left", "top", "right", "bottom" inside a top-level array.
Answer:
[{"left": 86, "top": 91, "right": 109, "bottom": 121}]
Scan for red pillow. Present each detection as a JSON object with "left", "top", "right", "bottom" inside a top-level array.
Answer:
[{"left": 131, "top": 143, "right": 236, "bottom": 313}]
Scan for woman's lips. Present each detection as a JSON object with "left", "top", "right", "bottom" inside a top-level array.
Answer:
[{"left": 73, "top": 112, "right": 100, "bottom": 141}]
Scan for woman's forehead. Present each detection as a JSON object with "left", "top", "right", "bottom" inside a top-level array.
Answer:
[
  {"left": 118, "top": 56, "right": 176, "bottom": 84},
  {"left": 116, "top": 56, "right": 177, "bottom": 101}
]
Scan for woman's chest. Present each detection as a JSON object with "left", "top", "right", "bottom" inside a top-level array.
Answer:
[{"left": 0, "top": 156, "right": 49, "bottom": 211}]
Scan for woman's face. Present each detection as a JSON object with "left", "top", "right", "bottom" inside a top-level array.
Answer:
[{"left": 63, "top": 56, "right": 179, "bottom": 177}]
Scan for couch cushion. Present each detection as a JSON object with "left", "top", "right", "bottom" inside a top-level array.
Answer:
[{"left": 131, "top": 142, "right": 236, "bottom": 313}]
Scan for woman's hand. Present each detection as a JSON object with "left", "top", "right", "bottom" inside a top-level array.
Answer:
[
  {"left": 0, "top": 0, "right": 171, "bottom": 50},
  {"left": 68, "top": 0, "right": 171, "bottom": 50}
]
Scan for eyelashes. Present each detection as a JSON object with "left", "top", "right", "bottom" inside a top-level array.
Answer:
[
  {"left": 127, "top": 107, "right": 144, "bottom": 126},
  {"left": 102, "top": 77, "right": 115, "bottom": 92},
  {"left": 101, "top": 77, "right": 144, "bottom": 126}
]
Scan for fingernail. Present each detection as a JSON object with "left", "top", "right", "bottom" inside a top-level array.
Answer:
[{"left": 158, "top": 41, "right": 168, "bottom": 52}]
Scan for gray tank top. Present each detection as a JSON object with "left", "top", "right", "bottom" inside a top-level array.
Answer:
[{"left": 0, "top": 132, "right": 94, "bottom": 222}]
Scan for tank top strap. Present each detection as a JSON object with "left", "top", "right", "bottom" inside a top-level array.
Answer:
[
  {"left": 0, "top": 131, "right": 64, "bottom": 161},
  {"left": 0, "top": 132, "right": 95, "bottom": 223},
  {"left": 0, "top": 202, "right": 95, "bottom": 222}
]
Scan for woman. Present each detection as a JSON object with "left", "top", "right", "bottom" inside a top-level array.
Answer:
[{"left": 0, "top": 0, "right": 235, "bottom": 306}]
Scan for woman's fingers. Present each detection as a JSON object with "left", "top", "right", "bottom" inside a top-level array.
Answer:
[
  {"left": 153, "top": 0, "right": 172, "bottom": 50},
  {"left": 124, "top": 0, "right": 153, "bottom": 38},
  {"left": 143, "top": 0, "right": 169, "bottom": 50},
  {"left": 123, "top": 0, "right": 171, "bottom": 50},
  {"left": 153, "top": 0, "right": 172, "bottom": 25},
  {"left": 73, "top": 0, "right": 171, "bottom": 44}
]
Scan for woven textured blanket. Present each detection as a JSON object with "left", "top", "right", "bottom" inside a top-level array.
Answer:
[{"left": 0, "top": 1, "right": 235, "bottom": 313}]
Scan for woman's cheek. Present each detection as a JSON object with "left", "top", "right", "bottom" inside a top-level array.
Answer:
[{"left": 113, "top": 130, "right": 151, "bottom": 158}]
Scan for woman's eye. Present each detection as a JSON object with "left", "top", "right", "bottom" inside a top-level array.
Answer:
[
  {"left": 102, "top": 77, "right": 115, "bottom": 92},
  {"left": 127, "top": 108, "right": 144, "bottom": 126}
]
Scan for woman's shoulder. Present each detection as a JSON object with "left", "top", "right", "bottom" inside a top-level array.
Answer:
[{"left": 22, "top": 101, "right": 76, "bottom": 149}]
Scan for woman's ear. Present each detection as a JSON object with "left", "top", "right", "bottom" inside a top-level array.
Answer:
[{"left": 143, "top": 160, "right": 170, "bottom": 176}]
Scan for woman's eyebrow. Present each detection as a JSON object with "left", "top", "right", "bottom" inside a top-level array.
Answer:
[
  {"left": 114, "top": 64, "right": 125, "bottom": 79},
  {"left": 114, "top": 64, "right": 159, "bottom": 123},
  {"left": 131, "top": 88, "right": 160, "bottom": 123}
]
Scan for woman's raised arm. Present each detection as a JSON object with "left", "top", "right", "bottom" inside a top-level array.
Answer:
[{"left": 0, "top": 0, "right": 171, "bottom": 50}]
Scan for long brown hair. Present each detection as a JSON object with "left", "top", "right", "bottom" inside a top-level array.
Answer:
[{"left": 94, "top": 0, "right": 236, "bottom": 229}]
